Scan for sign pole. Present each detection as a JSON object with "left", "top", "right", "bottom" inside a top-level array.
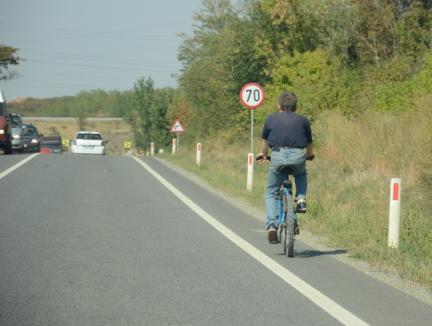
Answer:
[
  {"left": 240, "top": 82, "right": 265, "bottom": 192},
  {"left": 170, "top": 119, "right": 185, "bottom": 153},
  {"left": 248, "top": 110, "right": 254, "bottom": 191},
  {"left": 250, "top": 110, "right": 254, "bottom": 153},
  {"left": 176, "top": 132, "right": 179, "bottom": 153}
]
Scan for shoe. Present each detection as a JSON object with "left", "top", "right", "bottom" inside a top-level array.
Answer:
[
  {"left": 267, "top": 225, "right": 278, "bottom": 243},
  {"left": 296, "top": 199, "right": 307, "bottom": 213}
]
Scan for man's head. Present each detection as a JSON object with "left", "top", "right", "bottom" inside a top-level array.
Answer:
[{"left": 278, "top": 91, "right": 297, "bottom": 112}]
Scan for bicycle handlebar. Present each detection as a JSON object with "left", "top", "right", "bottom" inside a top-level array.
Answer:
[
  {"left": 255, "top": 154, "right": 271, "bottom": 161},
  {"left": 255, "top": 154, "right": 315, "bottom": 162}
]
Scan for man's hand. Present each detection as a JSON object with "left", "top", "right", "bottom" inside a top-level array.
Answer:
[
  {"left": 256, "top": 153, "right": 269, "bottom": 163},
  {"left": 306, "top": 143, "right": 314, "bottom": 160},
  {"left": 257, "top": 139, "right": 270, "bottom": 164}
]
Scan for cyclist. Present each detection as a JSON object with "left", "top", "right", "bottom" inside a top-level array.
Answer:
[{"left": 256, "top": 91, "right": 314, "bottom": 243}]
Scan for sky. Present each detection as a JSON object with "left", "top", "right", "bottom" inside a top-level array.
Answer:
[{"left": 0, "top": 0, "right": 203, "bottom": 100}]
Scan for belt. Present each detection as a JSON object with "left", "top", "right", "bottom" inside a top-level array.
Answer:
[{"left": 271, "top": 146, "right": 305, "bottom": 151}]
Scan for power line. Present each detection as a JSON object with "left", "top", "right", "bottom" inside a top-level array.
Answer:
[
  {"left": 17, "top": 67, "right": 142, "bottom": 79},
  {"left": 26, "top": 59, "right": 176, "bottom": 72},
  {"left": 19, "top": 48, "right": 176, "bottom": 62},
  {"left": 1, "top": 22, "right": 181, "bottom": 42},
  {"left": 2, "top": 77, "right": 113, "bottom": 89},
  {"left": 21, "top": 51, "right": 180, "bottom": 70},
  {"left": 21, "top": 48, "right": 178, "bottom": 65}
]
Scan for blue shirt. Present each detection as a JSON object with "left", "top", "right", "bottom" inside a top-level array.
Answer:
[{"left": 261, "top": 111, "right": 312, "bottom": 148}]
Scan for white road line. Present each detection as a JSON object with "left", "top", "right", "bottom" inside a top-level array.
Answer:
[
  {"left": 132, "top": 156, "right": 369, "bottom": 326},
  {"left": 0, "top": 154, "right": 39, "bottom": 181}
]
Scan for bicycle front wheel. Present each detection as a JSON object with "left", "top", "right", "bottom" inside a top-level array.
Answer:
[
  {"left": 279, "top": 224, "right": 287, "bottom": 254},
  {"left": 286, "top": 216, "right": 295, "bottom": 257}
]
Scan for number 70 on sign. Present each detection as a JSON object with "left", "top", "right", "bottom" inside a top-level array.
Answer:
[{"left": 240, "top": 83, "right": 265, "bottom": 109}]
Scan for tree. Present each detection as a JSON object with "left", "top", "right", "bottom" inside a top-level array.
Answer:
[
  {"left": 123, "top": 77, "right": 175, "bottom": 150},
  {"left": 0, "top": 45, "right": 21, "bottom": 80},
  {"left": 178, "top": 0, "right": 268, "bottom": 140},
  {"left": 397, "top": 0, "right": 432, "bottom": 56},
  {"left": 148, "top": 87, "right": 175, "bottom": 147},
  {"left": 125, "top": 78, "right": 154, "bottom": 149}
]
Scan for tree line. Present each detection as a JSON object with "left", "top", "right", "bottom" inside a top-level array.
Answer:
[{"left": 4, "top": 0, "right": 432, "bottom": 150}]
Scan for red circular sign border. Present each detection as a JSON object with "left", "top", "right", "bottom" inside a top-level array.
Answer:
[{"left": 239, "top": 82, "right": 265, "bottom": 110}]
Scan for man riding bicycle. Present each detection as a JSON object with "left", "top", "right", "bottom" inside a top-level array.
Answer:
[{"left": 257, "top": 91, "right": 314, "bottom": 243}]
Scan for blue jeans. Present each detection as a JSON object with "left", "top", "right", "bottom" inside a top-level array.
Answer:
[{"left": 265, "top": 148, "right": 307, "bottom": 230}]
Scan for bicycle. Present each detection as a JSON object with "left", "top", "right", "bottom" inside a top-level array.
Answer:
[{"left": 257, "top": 155, "right": 314, "bottom": 257}]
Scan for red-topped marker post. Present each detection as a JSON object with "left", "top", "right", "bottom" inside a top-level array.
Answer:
[
  {"left": 388, "top": 178, "right": 402, "bottom": 248},
  {"left": 240, "top": 83, "right": 265, "bottom": 191}
]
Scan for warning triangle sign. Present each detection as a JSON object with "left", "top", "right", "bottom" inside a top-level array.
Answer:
[{"left": 170, "top": 119, "right": 185, "bottom": 132}]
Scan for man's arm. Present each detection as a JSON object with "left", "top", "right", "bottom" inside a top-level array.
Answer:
[
  {"left": 306, "top": 143, "right": 314, "bottom": 159},
  {"left": 304, "top": 118, "right": 314, "bottom": 159},
  {"left": 256, "top": 139, "right": 269, "bottom": 162}
]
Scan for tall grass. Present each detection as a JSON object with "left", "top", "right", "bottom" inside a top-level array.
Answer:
[
  {"left": 307, "top": 102, "right": 432, "bottom": 288},
  {"left": 162, "top": 103, "right": 432, "bottom": 289}
]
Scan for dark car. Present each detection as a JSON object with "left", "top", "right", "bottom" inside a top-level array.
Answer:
[
  {"left": 8, "top": 113, "right": 24, "bottom": 152},
  {"left": 40, "top": 135, "right": 62, "bottom": 154},
  {"left": 8, "top": 113, "right": 22, "bottom": 127},
  {"left": 22, "top": 124, "right": 41, "bottom": 152}
]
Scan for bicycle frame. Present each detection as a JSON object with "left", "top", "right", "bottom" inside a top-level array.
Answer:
[{"left": 277, "top": 179, "right": 295, "bottom": 223}]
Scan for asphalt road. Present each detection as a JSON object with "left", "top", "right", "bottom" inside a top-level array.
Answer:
[{"left": 0, "top": 154, "right": 431, "bottom": 325}]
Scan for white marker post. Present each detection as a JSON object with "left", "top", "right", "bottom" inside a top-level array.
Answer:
[
  {"left": 150, "top": 142, "right": 155, "bottom": 156},
  {"left": 388, "top": 178, "right": 402, "bottom": 249},
  {"left": 196, "top": 142, "right": 202, "bottom": 166},
  {"left": 172, "top": 138, "right": 177, "bottom": 155},
  {"left": 240, "top": 83, "right": 265, "bottom": 192}
]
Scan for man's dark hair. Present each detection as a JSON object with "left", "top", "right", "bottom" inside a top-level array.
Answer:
[{"left": 278, "top": 91, "right": 297, "bottom": 111}]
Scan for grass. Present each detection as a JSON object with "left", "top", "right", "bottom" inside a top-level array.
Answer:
[
  {"left": 306, "top": 106, "right": 432, "bottom": 288},
  {"left": 160, "top": 140, "right": 268, "bottom": 209},
  {"left": 159, "top": 106, "right": 432, "bottom": 289}
]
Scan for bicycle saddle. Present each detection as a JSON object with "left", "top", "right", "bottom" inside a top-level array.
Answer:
[{"left": 277, "top": 165, "right": 296, "bottom": 176}]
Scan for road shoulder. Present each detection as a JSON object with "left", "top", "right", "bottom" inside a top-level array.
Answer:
[{"left": 154, "top": 156, "right": 432, "bottom": 306}]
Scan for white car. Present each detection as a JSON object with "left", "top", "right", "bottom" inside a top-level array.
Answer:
[{"left": 71, "top": 131, "right": 105, "bottom": 155}]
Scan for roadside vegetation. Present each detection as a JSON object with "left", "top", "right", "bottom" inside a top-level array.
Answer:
[
  {"left": 5, "top": 0, "right": 432, "bottom": 288},
  {"left": 10, "top": 90, "right": 130, "bottom": 117},
  {"left": 161, "top": 101, "right": 432, "bottom": 289}
]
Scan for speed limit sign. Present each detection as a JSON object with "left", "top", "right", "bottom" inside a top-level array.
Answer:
[{"left": 240, "top": 82, "right": 265, "bottom": 109}]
